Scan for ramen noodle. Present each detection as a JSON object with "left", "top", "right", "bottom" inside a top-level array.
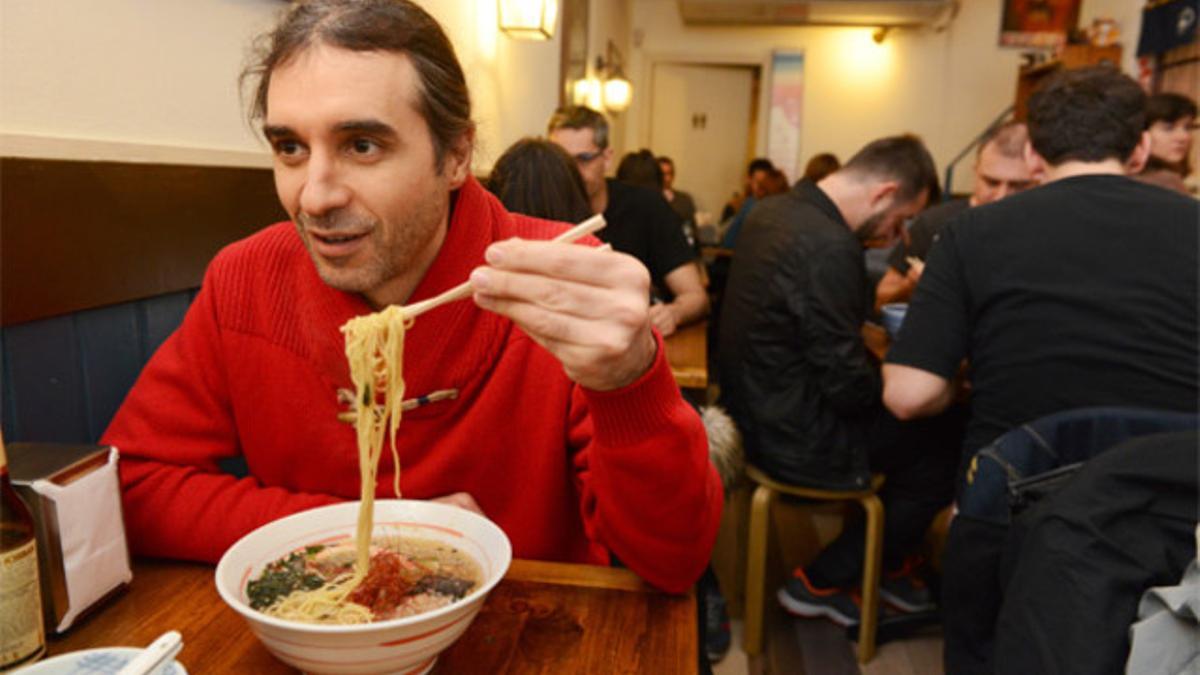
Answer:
[{"left": 247, "top": 536, "right": 480, "bottom": 624}]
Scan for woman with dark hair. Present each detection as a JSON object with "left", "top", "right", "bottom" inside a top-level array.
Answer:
[
  {"left": 615, "top": 149, "right": 665, "bottom": 191},
  {"left": 486, "top": 137, "right": 593, "bottom": 223},
  {"left": 802, "top": 152, "right": 840, "bottom": 182},
  {"left": 1144, "top": 92, "right": 1196, "bottom": 177}
]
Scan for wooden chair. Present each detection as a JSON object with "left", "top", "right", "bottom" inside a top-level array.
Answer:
[{"left": 743, "top": 464, "right": 886, "bottom": 663}]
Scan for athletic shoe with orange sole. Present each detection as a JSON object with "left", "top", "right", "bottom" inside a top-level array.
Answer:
[
  {"left": 777, "top": 568, "right": 861, "bottom": 627},
  {"left": 880, "top": 555, "right": 936, "bottom": 613}
]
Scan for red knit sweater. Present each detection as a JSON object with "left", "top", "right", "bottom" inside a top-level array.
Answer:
[{"left": 102, "top": 178, "right": 722, "bottom": 593}]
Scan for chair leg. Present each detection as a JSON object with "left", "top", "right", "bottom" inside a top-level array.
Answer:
[
  {"left": 856, "top": 493, "right": 885, "bottom": 663},
  {"left": 743, "top": 484, "right": 777, "bottom": 657}
]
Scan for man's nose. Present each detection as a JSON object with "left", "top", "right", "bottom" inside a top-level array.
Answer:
[{"left": 298, "top": 153, "right": 351, "bottom": 216}]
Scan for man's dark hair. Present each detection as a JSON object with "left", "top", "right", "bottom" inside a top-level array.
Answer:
[
  {"left": 1145, "top": 92, "right": 1197, "bottom": 127},
  {"left": 242, "top": 0, "right": 473, "bottom": 170},
  {"left": 547, "top": 106, "right": 610, "bottom": 149},
  {"left": 747, "top": 157, "right": 774, "bottom": 176},
  {"left": 842, "top": 134, "right": 940, "bottom": 204},
  {"left": 657, "top": 155, "right": 674, "bottom": 169},
  {"left": 1026, "top": 66, "right": 1146, "bottom": 165},
  {"left": 486, "top": 138, "right": 592, "bottom": 223},
  {"left": 616, "top": 149, "right": 664, "bottom": 190}
]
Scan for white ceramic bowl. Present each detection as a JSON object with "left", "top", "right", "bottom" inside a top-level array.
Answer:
[{"left": 215, "top": 500, "right": 511, "bottom": 675}]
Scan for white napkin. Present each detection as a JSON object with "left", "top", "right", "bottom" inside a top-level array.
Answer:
[{"left": 31, "top": 448, "right": 132, "bottom": 632}]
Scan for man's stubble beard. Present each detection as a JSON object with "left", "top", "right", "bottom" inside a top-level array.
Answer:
[
  {"left": 297, "top": 191, "right": 447, "bottom": 295},
  {"left": 855, "top": 210, "right": 886, "bottom": 245}
]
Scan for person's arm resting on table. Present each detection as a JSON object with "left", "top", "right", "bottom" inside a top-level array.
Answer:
[
  {"left": 471, "top": 239, "right": 723, "bottom": 594},
  {"left": 882, "top": 223, "right": 970, "bottom": 421},
  {"left": 649, "top": 262, "right": 709, "bottom": 336}
]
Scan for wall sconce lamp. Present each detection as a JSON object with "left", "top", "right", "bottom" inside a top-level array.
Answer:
[
  {"left": 498, "top": 0, "right": 558, "bottom": 41},
  {"left": 596, "top": 40, "right": 632, "bottom": 113}
]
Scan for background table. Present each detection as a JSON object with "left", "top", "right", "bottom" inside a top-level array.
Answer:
[
  {"left": 664, "top": 320, "right": 708, "bottom": 390},
  {"left": 46, "top": 559, "right": 697, "bottom": 674}
]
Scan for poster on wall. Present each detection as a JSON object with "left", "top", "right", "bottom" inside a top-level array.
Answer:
[
  {"left": 999, "top": 0, "right": 1082, "bottom": 48},
  {"left": 767, "top": 51, "right": 804, "bottom": 184}
]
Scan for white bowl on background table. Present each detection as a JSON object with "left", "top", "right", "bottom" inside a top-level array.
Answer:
[{"left": 214, "top": 500, "right": 512, "bottom": 675}]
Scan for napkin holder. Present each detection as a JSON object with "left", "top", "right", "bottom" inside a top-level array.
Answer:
[{"left": 8, "top": 443, "right": 132, "bottom": 634}]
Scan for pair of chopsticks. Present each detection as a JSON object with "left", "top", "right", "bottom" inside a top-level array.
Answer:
[{"left": 398, "top": 213, "right": 606, "bottom": 320}]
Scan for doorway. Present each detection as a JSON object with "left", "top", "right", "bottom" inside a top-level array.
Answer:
[{"left": 648, "top": 62, "right": 760, "bottom": 220}]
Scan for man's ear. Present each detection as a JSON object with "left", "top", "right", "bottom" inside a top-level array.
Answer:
[
  {"left": 601, "top": 146, "right": 615, "bottom": 173},
  {"left": 1023, "top": 140, "right": 1047, "bottom": 178},
  {"left": 869, "top": 180, "right": 899, "bottom": 209},
  {"left": 444, "top": 127, "right": 476, "bottom": 188},
  {"left": 1125, "top": 131, "right": 1152, "bottom": 174}
]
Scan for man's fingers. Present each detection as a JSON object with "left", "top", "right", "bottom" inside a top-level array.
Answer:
[
  {"left": 470, "top": 267, "right": 643, "bottom": 322},
  {"left": 485, "top": 238, "right": 650, "bottom": 291},
  {"left": 474, "top": 292, "right": 640, "bottom": 350}
]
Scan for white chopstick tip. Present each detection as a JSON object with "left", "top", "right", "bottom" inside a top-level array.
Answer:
[{"left": 116, "top": 630, "right": 184, "bottom": 675}]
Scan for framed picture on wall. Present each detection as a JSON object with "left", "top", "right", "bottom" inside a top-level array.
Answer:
[{"left": 999, "top": 0, "right": 1082, "bottom": 48}]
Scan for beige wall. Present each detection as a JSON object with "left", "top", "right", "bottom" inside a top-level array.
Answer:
[
  {"left": 1, "top": 0, "right": 1143, "bottom": 177},
  {"left": 625, "top": 0, "right": 1143, "bottom": 194},
  {"left": 0, "top": 0, "right": 564, "bottom": 171}
]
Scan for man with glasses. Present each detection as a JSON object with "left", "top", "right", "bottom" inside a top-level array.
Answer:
[
  {"left": 874, "top": 122, "right": 1038, "bottom": 313},
  {"left": 548, "top": 106, "right": 708, "bottom": 337}
]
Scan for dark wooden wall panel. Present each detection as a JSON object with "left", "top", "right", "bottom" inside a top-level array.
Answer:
[{"left": 1, "top": 157, "right": 286, "bottom": 326}]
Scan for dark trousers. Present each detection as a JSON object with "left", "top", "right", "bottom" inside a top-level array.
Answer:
[
  {"left": 941, "top": 517, "right": 1006, "bottom": 675},
  {"left": 805, "top": 406, "right": 964, "bottom": 588}
]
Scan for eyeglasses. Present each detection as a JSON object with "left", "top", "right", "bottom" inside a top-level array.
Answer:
[{"left": 572, "top": 150, "right": 604, "bottom": 164}]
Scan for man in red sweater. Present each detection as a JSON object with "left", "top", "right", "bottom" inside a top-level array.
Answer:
[{"left": 101, "top": 0, "right": 722, "bottom": 595}]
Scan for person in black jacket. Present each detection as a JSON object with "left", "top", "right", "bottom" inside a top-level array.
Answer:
[{"left": 718, "top": 134, "right": 965, "bottom": 626}]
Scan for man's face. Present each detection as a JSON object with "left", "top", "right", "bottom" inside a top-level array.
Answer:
[
  {"left": 659, "top": 161, "right": 675, "bottom": 190},
  {"left": 265, "top": 44, "right": 470, "bottom": 304},
  {"left": 549, "top": 127, "right": 611, "bottom": 202},
  {"left": 1148, "top": 116, "right": 1195, "bottom": 165},
  {"left": 971, "top": 142, "right": 1036, "bottom": 206},
  {"left": 749, "top": 168, "right": 772, "bottom": 199},
  {"left": 857, "top": 189, "right": 928, "bottom": 247}
]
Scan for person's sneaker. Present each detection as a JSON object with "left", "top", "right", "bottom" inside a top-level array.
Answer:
[
  {"left": 777, "top": 568, "right": 861, "bottom": 627},
  {"left": 705, "top": 583, "right": 732, "bottom": 663},
  {"left": 880, "top": 556, "right": 936, "bottom": 613}
]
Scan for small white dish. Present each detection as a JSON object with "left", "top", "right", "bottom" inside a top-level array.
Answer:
[{"left": 15, "top": 648, "right": 187, "bottom": 675}]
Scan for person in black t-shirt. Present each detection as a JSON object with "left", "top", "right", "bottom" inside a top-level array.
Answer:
[
  {"left": 548, "top": 107, "right": 708, "bottom": 336},
  {"left": 875, "top": 122, "right": 1038, "bottom": 312},
  {"left": 883, "top": 67, "right": 1200, "bottom": 675}
]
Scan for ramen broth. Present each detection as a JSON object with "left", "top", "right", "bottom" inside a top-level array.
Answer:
[{"left": 247, "top": 535, "right": 480, "bottom": 623}]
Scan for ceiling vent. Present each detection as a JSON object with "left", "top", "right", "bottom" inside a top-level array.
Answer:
[{"left": 677, "top": 0, "right": 957, "bottom": 28}]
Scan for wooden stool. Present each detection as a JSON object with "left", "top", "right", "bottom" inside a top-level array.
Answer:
[{"left": 743, "top": 464, "right": 886, "bottom": 664}]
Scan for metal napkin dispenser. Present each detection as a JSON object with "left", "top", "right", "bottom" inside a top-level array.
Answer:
[{"left": 8, "top": 443, "right": 132, "bottom": 634}]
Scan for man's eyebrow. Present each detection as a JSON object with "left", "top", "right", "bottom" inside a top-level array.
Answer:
[
  {"left": 262, "top": 125, "right": 295, "bottom": 140},
  {"left": 334, "top": 119, "right": 398, "bottom": 137}
]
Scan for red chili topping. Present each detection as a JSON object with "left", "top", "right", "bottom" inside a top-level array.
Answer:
[{"left": 347, "top": 550, "right": 413, "bottom": 616}]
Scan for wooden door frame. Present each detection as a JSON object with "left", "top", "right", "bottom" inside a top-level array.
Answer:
[{"left": 637, "top": 52, "right": 770, "bottom": 166}]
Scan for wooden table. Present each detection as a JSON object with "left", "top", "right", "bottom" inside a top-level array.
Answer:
[
  {"left": 664, "top": 320, "right": 708, "bottom": 389},
  {"left": 47, "top": 559, "right": 697, "bottom": 674}
]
